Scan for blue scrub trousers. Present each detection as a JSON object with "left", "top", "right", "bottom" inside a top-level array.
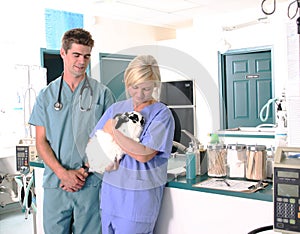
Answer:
[
  {"left": 101, "top": 213, "right": 155, "bottom": 234},
  {"left": 43, "top": 184, "right": 101, "bottom": 234}
]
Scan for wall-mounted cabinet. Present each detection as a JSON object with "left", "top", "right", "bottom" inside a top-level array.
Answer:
[
  {"left": 160, "top": 80, "right": 195, "bottom": 148},
  {"left": 40, "top": 48, "right": 63, "bottom": 85}
]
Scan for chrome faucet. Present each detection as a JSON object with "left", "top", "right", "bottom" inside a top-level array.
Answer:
[
  {"left": 181, "top": 129, "right": 201, "bottom": 150},
  {"left": 173, "top": 129, "right": 202, "bottom": 153},
  {"left": 172, "top": 141, "right": 187, "bottom": 153}
]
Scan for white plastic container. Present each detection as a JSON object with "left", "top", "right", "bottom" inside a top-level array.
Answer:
[{"left": 227, "top": 144, "right": 246, "bottom": 178}]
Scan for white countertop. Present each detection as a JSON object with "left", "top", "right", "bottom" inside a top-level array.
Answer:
[{"left": 217, "top": 127, "right": 275, "bottom": 137}]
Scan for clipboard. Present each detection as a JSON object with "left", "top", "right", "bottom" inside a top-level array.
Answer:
[{"left": 193, "top": 178, "right": 268, "bottom": 193}]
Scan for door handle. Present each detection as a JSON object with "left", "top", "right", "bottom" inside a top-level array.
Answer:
[{"left": 245, "top": 74, "right": 260, "bottom": 79}]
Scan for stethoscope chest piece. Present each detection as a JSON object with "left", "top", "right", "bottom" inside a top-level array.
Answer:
[
  {"left": 54, "top": 75, "right": 64, "bottom": 111},
  {"left": 54, "top": 101, "right": 63, "bottom": 111}
]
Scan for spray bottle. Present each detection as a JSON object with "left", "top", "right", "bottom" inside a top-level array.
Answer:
[{"left": 186, "top": 142, "right": 196, "bottom": 180}]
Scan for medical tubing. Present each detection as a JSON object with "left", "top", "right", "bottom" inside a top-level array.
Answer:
[
  {"left": 15, "top": 174, "right": 35, "bottom": 213},
  {"left": 261, "top": 0, "right": 276, "bottom": 15},
  {"left": 23, "top": 175, "right": 34, "bottom": 212},
  {"left": 259, "top": 97, "right": 277, "bottom": 122},
  {"left": 287, "top": 0, "right": 300, "bottom": 19},
  {"left": 248, "top": 225, "right": 273, "bottom": 234}
]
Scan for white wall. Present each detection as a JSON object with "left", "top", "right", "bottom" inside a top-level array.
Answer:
[
  {"left": 0, "top": 2, "right": 46, "bottom": 173},
  {"left": 158, "top": 2, "right": 293, "bottom": 145},
  {"left": 85, "top": 17, "right": 175, "bottom": 83},
  {"left": 0, "top": 2, "right": 172, "bottom": 172},
  {"left": 0, "top": 1, "right": 296, "bottom": 172}
]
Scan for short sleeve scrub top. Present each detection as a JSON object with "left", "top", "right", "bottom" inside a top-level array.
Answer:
[{"left": 90, "top": 98, "right": 175, "bottom": 224}]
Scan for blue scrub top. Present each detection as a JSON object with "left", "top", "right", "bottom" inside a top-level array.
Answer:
[
  {"left": 29, "top": 76, "right": 115, "bottom": 188},
  {"left": 90, "top": 98, "right": 175, "bottom": 223}
]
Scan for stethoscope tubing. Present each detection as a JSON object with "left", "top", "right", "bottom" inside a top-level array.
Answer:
[
  {"left": 54, "top": 73, "right": 93, "bottom": 111},
  {"left": 54, "top": 75, "right": 64, "bottom": 111},
  {"left": 79, "top": 78, "right": 93, "bottom": 112}
]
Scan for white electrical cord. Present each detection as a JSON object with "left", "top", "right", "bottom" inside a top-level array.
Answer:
[{"left": 259, "top": 97, "right": 277, "bottom": 122}]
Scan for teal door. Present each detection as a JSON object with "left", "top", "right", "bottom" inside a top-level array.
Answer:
[{"left": 223, "top": 50, "right": 273, "bottom": 128}]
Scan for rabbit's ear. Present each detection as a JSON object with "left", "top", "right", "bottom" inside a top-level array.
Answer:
[{"left": 115, "top": 115, "right": 129, "bottom": 129}]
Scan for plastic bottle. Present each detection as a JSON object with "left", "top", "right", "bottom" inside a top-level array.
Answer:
[
  {"left": 210, "top": 133, "right": 219, "bottom": 144},
  {"left": 186, "top": 142, "right": 196, "bottom": 180}
]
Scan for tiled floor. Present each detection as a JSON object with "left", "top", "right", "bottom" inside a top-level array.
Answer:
[{"left": 0, "top": 203, "right": 34, "bottom": 234}]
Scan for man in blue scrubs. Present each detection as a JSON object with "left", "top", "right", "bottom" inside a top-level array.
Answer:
[{"left": 29, "top": 28, "right": 115, "bottom": 234}]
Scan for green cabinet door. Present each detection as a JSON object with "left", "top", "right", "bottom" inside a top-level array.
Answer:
[
  {"left": 99, "top": 53, "right": 136, "bottom": 101},
  {"left": 225, "top": 51, "right": 273, "bottom": 128}
]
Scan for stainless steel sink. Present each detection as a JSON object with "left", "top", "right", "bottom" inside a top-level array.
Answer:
[{"left": 167, "top": 154, "right": 186, "bottom": 180}]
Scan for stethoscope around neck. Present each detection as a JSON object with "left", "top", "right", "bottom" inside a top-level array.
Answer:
[{"left": 54, "top": 73, "right": 93, "bottom": 112}]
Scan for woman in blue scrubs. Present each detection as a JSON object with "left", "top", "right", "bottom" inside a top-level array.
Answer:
[{"left": 90, "top": 55, "right": 175, "bottom": 234}]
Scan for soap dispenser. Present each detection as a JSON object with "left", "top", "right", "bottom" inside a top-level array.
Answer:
[{"left": 186, "top": 142, "right": 196, "bottom": 180}]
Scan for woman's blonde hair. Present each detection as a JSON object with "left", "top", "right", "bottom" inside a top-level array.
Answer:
[
  {"left": 124, "top": 55, "right": 161, "bottom": 99},
  {"left": 124, "top": 55, "right": 161, "bottom": 87}
]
